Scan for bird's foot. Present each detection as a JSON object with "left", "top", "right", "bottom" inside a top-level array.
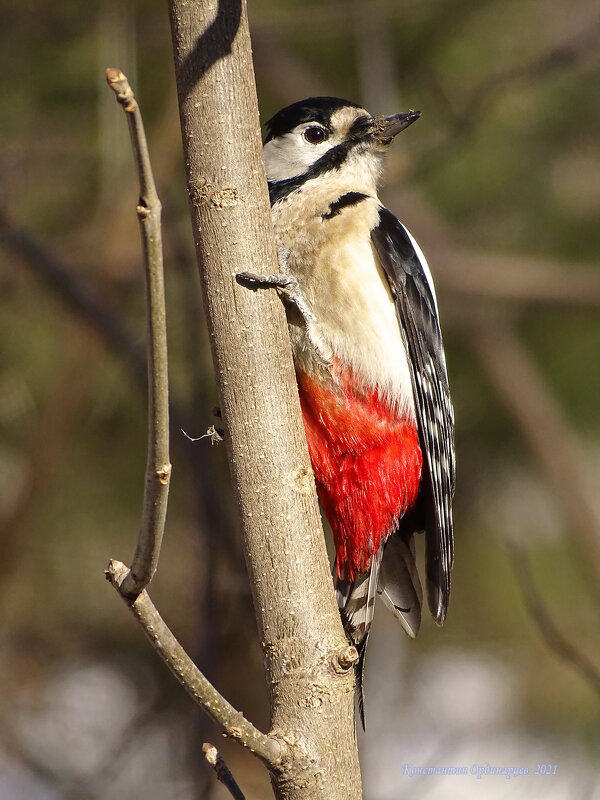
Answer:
[{"left": 236, "top": 264, "right": 313, "bottom": 326}]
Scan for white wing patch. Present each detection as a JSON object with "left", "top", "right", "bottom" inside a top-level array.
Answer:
[{"left": 399, "top": 222, "right": 440, "bottom": 315}]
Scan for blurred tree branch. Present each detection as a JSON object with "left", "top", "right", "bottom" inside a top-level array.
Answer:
[
  {"left": 467, "top": 315, "right": 600, "bottom": 577},
  {"left": 0, "top": 342, "right": 95, "bottom": 586},
  {"left": 410, "top": 11, "right": 600, "bottom": 178},
  {"left": 0, "top": 208, "right": 147, "bottom": 389},
  {"left": 508, "top": 543, "right": 600, "bottom": 698},
  {"left": 433, "top": 246, "right": 600, "bottom": 311}
]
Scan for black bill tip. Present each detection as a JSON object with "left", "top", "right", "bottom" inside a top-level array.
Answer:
[{"left": 372, "top": 109, "right": 421, "bottom": 143}]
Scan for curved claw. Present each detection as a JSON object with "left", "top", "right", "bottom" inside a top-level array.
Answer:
[{"left": 236, "top": 271, "right": 313, "bottom": 325}]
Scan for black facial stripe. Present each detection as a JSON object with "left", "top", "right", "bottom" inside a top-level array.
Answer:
[
  {"left": 322, "top": 192, "right": 368, "bottom": 219},
  {"left": 268, "top": 138, "right": 365, "bottom": 205},
  {"left": 311, "top": 139, "right": 354, "bottom": 175},
  {"left": 269, "top": 177, "right": 304, "bottom": 205}
]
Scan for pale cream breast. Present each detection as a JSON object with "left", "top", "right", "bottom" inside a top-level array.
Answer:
[{"left": 272, "top": 187, "right": 415, "bottom": 417}]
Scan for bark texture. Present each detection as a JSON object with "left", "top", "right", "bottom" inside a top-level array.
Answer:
[{"left": 167, "top": 2, "right": 362, "bottom": 797}]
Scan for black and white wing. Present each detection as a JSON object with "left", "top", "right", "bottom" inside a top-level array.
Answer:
[{"left": 371, "top": 206, "right": 455, "bottom": 624}]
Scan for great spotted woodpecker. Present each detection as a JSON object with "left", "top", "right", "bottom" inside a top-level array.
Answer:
[{"left": 240, "top": 97, "right": 455, "bottom": 716}]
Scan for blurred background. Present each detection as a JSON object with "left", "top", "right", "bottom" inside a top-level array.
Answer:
[{"left": 1, "top": 0, "right": 599, "bottom": 798}]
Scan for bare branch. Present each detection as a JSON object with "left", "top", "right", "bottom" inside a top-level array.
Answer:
[
  {"left": 381, "top": 188, "right": 600, "bottom": 312},
  {"left": 508, "top": 543, "right": 600, "bottom": 698},
  {"left": 106, "top": 559, "right": 283, "bottom": 767},
  {"left": 106, "top": 68, "right": 171, "bottom": 597},
  {"left": 436, "top": 247, "right": 600, "bottom": 311},
  {"left": 202, "top": 743, "right": 246, "bottom": 800},
  {"left": 351, "top": 0, "right": 399, "bottom": 111}
]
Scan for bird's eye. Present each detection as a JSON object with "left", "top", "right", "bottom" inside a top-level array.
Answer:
[{"left": 303, "top": 126, "right": 328, "bottom": 145}]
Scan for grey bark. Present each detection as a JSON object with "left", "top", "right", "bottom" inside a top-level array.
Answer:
[{"left": 167, "top": 1, "right": 362, "bottom": 798}]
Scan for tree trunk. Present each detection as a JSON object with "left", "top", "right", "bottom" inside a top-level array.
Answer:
[{"left": 167, "top": 2, "right": 362, "bottom": 798}]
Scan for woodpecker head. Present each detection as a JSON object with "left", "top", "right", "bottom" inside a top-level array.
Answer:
[{"left": 264, "top": 96, "right": 420, "bottom": 195}]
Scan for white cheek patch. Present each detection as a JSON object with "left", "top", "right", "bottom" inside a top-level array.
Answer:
[{"left": 263, "top": 126, "right": 334, "bottom": 181}]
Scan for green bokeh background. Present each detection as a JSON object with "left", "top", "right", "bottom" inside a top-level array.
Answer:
[{"left": 1, "top": 1, "right": 598, "bottom": 798}]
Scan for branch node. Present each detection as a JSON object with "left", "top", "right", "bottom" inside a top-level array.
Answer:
[
  {"left": 157, "top": 463, "right": 172, "bottom": 485},
  {"left": 106, "top": 558, "right": 128, "bottom": 586},
  {"left": 105, "top": 558, "right": 141, "bottom": 602},
  {"left": 334, "top": 645, "right": 359, "bottom": 673}
]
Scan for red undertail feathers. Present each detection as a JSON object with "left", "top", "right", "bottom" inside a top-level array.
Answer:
[{"left": 296, "top": 362, "right": 423, "bottom": 645}]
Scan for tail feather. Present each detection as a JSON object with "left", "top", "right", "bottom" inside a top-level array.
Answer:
[
  {"left": 356, "top": 635, "right": 369, "bottom": 730},
  {"left": 377, "top": 531, "right": 423, "bottom": 638},
  {"left": 334, "top": 531, "right": 424, "bottom": 727},
  {"left": 335, "top": 550, "right": 383, "bottom": 730},
  {"left": 335, "top": 548, "right": 383, "bottom": 647}
]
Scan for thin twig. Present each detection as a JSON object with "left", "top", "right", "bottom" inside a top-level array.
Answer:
[
  {"left": 202, "top": 743, "right": 246, "bottom": 800},
  {"left": 181, "top": 425, "right": 224, "bottom": 445},
  {"left": 105, "top": 560, "right": 283, "bottom": 767},
  {"left": 508, "top": 543, "right": 600, "bottom": 698},
  {"left": 106, "top": 68, "right": 171, "bottom": 597}
]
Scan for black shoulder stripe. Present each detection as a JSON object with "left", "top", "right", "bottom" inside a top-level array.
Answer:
[{"left": 322, "top": 192, "right": 368, "bottom": 220}]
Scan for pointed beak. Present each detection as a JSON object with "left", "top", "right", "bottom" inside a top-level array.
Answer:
[{"left": 371, "top": 110, "right": 421, "bottom": 144}]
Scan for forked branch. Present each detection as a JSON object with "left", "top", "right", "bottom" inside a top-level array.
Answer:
[
  {"left": 106, "top": 560, "right": 282, "bottom": 765},
  {"left": 104, "top": 69, "right": 282, "bottom": 774}
]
